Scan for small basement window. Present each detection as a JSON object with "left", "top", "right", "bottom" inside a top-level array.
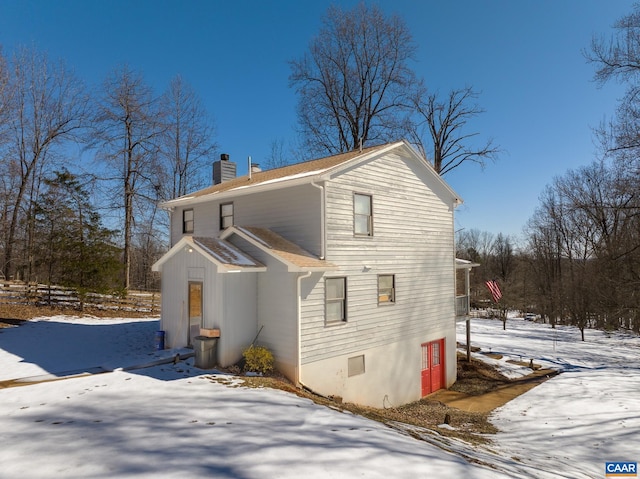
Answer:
[{"left": 348, "top": 355, "right": 365, "bottom": 377}]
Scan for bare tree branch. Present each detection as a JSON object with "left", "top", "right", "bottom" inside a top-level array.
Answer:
[
  {"left": 0, "top": 47, "right": 89, "bottom": 280},
  {"left": 409, "top": 85, "right": 500, "bottom": 176},
  {"left": 289, "top": 3, "right": 417, "bottom": 157},
  {"left": 90, "top": 65, "right": 163, "bottom": 289}
]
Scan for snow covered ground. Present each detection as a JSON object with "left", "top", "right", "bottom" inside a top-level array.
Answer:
[
  {"left": 0, "top": 314, "right": 638, "bottom": 478},
  {"left": 0, "top": 316, "right": 168, "bottom": 381},
  {"left": 469, "top": 317, "right": 640, "bottom": 479}
]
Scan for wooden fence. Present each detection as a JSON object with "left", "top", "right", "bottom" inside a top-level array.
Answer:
[{"left": 0, "top": 281, "right": 160, "bottom": 313}]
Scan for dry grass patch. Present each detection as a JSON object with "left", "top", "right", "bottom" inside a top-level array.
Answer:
[{"left": 0, "top": 304, "right": 156, "bottom": 327}]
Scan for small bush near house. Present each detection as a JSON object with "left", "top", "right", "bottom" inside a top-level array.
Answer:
[{"left": 243, "top": 345, "right": 274, "bottom": 374}]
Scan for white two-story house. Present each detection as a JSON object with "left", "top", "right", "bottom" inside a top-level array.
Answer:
[{"left": 152, "top": 140, "right": 465, "bottom": 407}]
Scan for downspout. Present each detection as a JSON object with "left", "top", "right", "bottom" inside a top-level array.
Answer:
[
  {"left": 465, "top": 267, "right": 471, "bottom": 362},
  {"left": 296, "top": 271, "right": 312, "bottom": 387},
  {"left": 296, "top": 180, "right": 325, "bottom": 392},
  {"left": 309, "top": 180, "right": 326, "bottom": 259},
  {"left": 165, "top": 207, "right": 176, "bottom": 246}
]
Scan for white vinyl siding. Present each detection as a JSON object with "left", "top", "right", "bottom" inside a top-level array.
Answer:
[
  {"left": 160, "top": 144, "right": 460, "bottom": 407},
  {"left": 170, "top": 184, "right": 322, "bottom": 255},
  {"left": 157, "top": 244, "right": 258, "bottom": 367},
  {"left": 225, "top": 233, "right": 299, "bottom": 377},
  {"left": 299, "top": 152, "right": 456, "bottom": 364}
]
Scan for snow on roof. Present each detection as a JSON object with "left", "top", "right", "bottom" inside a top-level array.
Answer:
[
  {"left": 229, "top": 169, "right": 329, "bottom": 192},
  {"left": 456, "top": 258, "right": 480, "bottom": 268},
  {"left": 232, "top": 226, "right": 336, "bottom": 270},
  {"left": 193, "top": 237, "right": 264, "bottom": 268}
]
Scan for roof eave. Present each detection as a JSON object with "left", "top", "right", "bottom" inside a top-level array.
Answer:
[
  {"left": 160, "top": 173, "right": 329, "bottom": 209},
  {"left": 315, "top": 140, "right": 464, "bottom": 207},
  {"left": 455, "top": 258, "right": 481, "bottom": 269},
  {"left": 152, "top": 236, "right": 266, "bottom": 273},
  {"left": 316, "top": 141, "right": 405, "bottom": 182},
  {"left": 160, "top": 139, "right": 463, "bottom": 209},
  {"left": 222, "top": 226, "right": 337, "bottom": 272}
]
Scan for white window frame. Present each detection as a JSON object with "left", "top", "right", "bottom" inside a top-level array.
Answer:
[
  {"left": 183, "top": 209, "right": 194, "bottom": 234},
  {"left": 378, "top": 274, "right": 396, "bottom": 304},
  {"left": 220, "top": 202, "right": 234, "bottom": 230},
  {"left": 354, "top": 193, "right": 373, "bottom": 236},
  {"left": 325, "top": 277, "right": 347, "bottom": 323}
]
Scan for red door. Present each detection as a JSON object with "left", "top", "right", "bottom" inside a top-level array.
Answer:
[
  {"left": 431, "top": 339, "right": 443, "bottom": 391},
  {"left": 421, "top": 343, "right": 431, "bottom": 396},
  {"left": 421, "top": 339, "right": 445, "bottom": 396}
]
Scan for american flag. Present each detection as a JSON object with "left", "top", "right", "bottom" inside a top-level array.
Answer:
[{"left": 485, "top": 280, "right": 502, "bottom": 303}]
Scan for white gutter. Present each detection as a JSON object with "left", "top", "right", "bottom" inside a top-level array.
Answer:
[
  {"left": 296, "top": 271, "right": 312, "bottom": 386},
  {"left": 309, "top": 179, "right": 326, "bottom": 260}
]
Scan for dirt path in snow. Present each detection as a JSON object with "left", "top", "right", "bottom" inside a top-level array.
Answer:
[{"left": 429, "top": 368, "right": 559, "bottom": 413}]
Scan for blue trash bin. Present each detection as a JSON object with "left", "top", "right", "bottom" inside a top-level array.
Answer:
[{"left": 155, "top": 330, "right": 166, "bottom": 350}]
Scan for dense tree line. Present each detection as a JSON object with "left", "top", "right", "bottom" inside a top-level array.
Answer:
[
  {"left": 455, "top": 5, "right": 640, "bottom": 338},
  {"left": 458, "top": 161, "right": 638, "bottom": 338},
  {"left": 0, "top": 47, "right": 216, "bottom": 291},
  {"left": 458, "top": 199, "right": 639, "bottom": 339}
]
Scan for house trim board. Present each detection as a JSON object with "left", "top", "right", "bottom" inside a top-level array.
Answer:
[{"left": 159, "top": 141, "right": 462, "bottom": 211}]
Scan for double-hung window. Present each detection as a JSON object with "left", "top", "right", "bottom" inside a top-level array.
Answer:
[
  {"left": 183, "top": 209, "right": 194, "bottom": 234},
  {"left": 220, "top": 202, "right": 234, "bottom": 230},
  {"left": 326, "top": 277, "right": 347, "bottom": 322},
  {"left": 378, "top": 274, "right": 396, "bottom": 304},
  {"left": 354, "top": 193, "right": 373, "bottom": 236}
]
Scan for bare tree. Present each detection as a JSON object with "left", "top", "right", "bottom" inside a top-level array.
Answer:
[
  {"left": 0, "top": 46, "right": 89, "bottom": 281},
  {"left": 0, "top": 48, "right": 12, "bottom": 279},
  {"left": 585, "top": 5, "right": 640, "bottom": 333},
  {"left": 0, "top": 48, "right": 10, "bottom": 143},
  {"left": 456, "top": 228, "right": 495, "bottom": 263},
  {"left": 456, "top": 228, "right": 495, "bottom": 308},
  {"left": 587, "top": 5, "right": 640, "bottom": 163},
  {"left": 587, "top": 6, "right": 640, "bottom": 90},
  {"left": 158, "top": 75, "right": 217, "bottom": 201},
  {"left": 289, "top": 2, "right": 417, "bottom": 156},
  {"left": 492, "top": 233, "right": 515, "bottom": 283},
  {"left": 91, "top": 65, "right": 163, "bottom": 290},
  {"left": 263, "top": 137, "right": 304, "bottom": 170},
  {"left": 525, "top": 160, "right": 640, "bottom": 337},
  {"left": 409, "top": 86, "right": 500, "bottom": 175}
]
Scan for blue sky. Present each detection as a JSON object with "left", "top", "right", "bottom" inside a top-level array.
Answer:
[{"left": 0, "top": 0, "right": 634, "bottom": 241}]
